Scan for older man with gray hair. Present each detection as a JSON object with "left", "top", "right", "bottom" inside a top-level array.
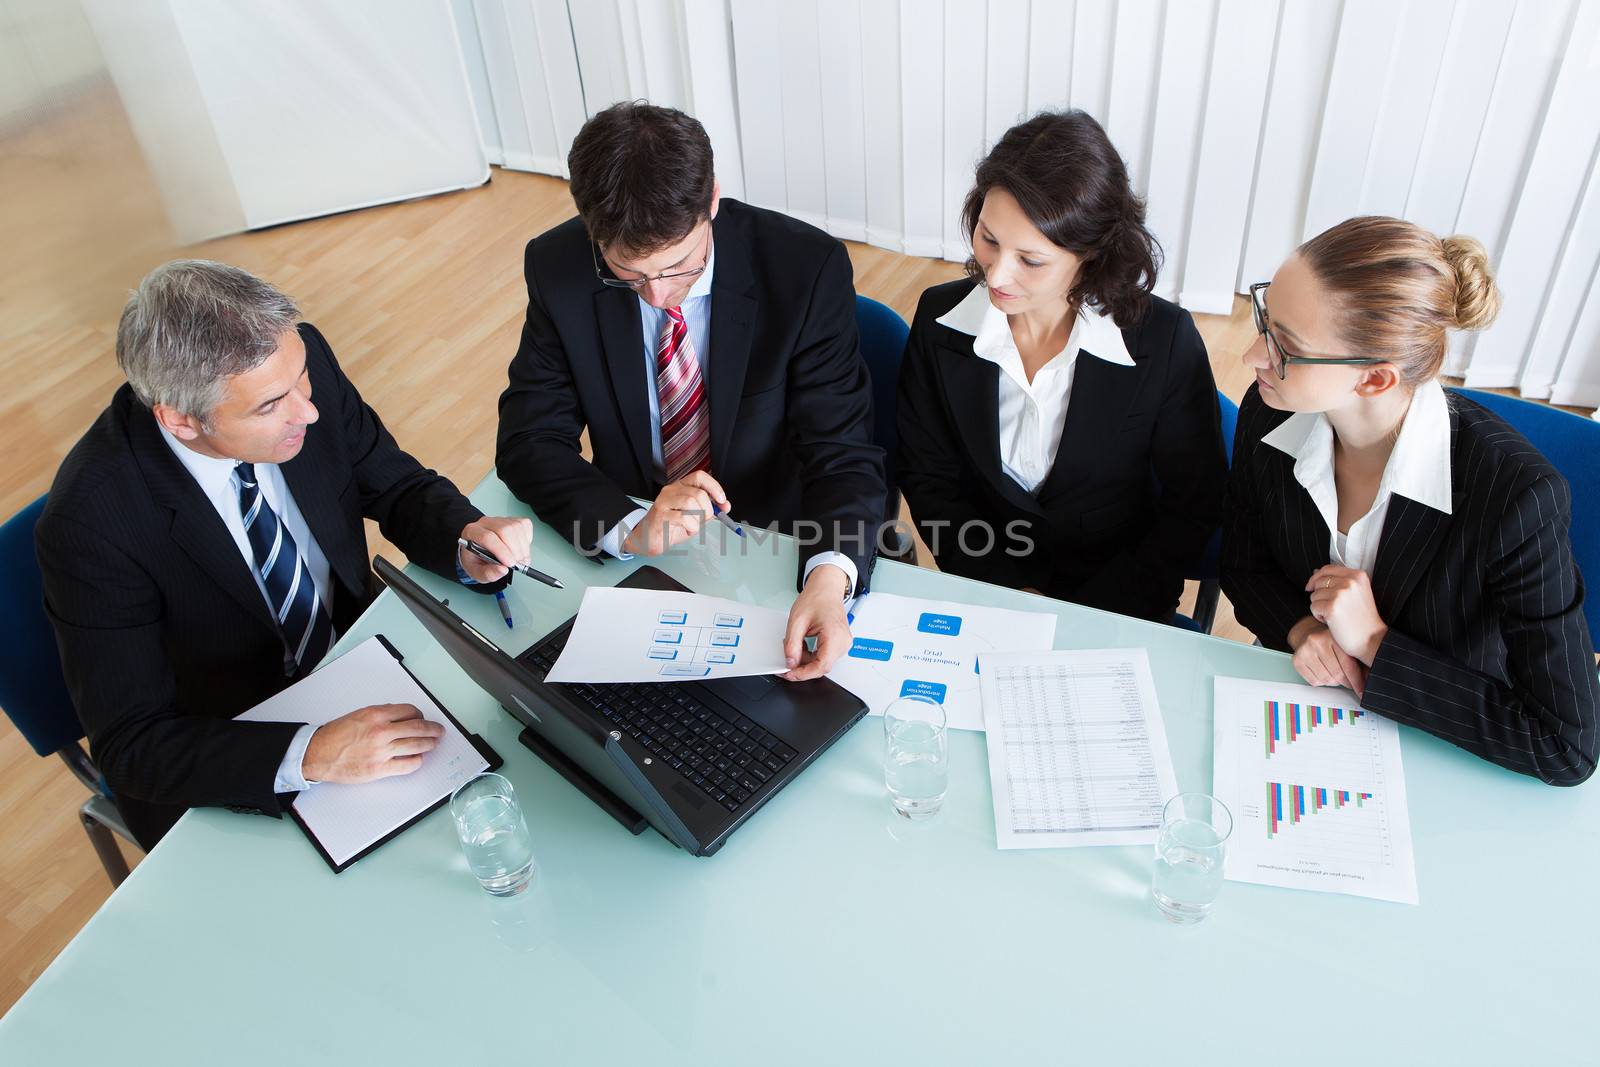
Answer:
[{"left": 37, "top": 260, "right": 534, "bottom": 849}]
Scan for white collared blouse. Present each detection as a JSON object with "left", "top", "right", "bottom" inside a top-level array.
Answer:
[
  {"left": 935, "top": 282, "right": 1135, "bottom": 493},
  {"left": 1260, "top": 378, "right": 1454, "bottom": 575}
]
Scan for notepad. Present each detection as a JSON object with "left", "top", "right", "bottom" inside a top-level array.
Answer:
[{"left": 236, "top": 635, "right": 494, "bottom": 870}]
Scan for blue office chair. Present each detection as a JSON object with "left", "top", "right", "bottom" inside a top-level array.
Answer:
[
  {"left": 1172, "top": 390, "right": 1239, "bottom": 633},
  {"left": 0, "top": 495, "right": 136, "bottom": 886},
  {"left": 1452, "top": 388, "right": 1600, "bottom": 638},
  {"left": 855, "top": 295, "right": 916, "bottom": 564}
]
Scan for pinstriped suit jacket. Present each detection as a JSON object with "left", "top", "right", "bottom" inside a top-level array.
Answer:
[{"left": 1222, "top": 383, "right": 1599, "bottom": 785}]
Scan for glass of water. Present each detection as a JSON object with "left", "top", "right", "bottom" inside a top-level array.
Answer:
[
  {"left": 884, "top": 696, "right": 948, "bottom": 820},
  {"left": 450, "top": 772, "right": 536, "bottom": 896},
  {"left": 1152, "top": 792, "right": 1232, "bottom": 924}
]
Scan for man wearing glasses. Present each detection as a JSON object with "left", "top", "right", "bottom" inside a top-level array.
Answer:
[{"left": 496, "top": 102, "right": 887, "bottom": 681}]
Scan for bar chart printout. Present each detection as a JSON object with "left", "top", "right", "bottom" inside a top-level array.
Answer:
[
  {"left": 1212, "top": 676, "right": 1418, "bottom": 904},
  {"left": 978, "top": 649, "right": 1179, "bottom": 849}
]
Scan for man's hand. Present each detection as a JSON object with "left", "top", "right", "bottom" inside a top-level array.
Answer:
[
  {"left": 1288, "top": 615, "right": 1369, "bottom": 697},
  {"left": 1306, "top": 565, "right": 1388, "bottom": 666},
  {"left": 622, "top": 471, "right": 730, "bottom": 557},
  {"left": 301, "top": 703, "right": 444, "bottom": 783},
  {"left": 781, "top": 564, "right": 852, "bottom": 682},
  {"left": 459, "top": 516, "right": 535, "bottom": 582}
]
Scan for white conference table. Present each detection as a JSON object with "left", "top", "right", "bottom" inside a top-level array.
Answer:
[{"left": 1, "top": 475, "right": 1594, "bottom": 1065}]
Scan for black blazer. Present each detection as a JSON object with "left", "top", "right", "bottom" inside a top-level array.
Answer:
[
  {"left": 1221, "top": 384, "right": 1600, "bottom": 785},
  {"left": 495, "top": 199, "right": 887, "bottom": 592},
  {"left": 896, "top": 279, "right": 1227, "bottom": 621},
  {"left": 35, "top": 323, "right": 489, "bottom": 848}
]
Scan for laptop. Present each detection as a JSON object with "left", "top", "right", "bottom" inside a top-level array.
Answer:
[{"left": 373, "top": 557, "right": 867, "bottom": 857}]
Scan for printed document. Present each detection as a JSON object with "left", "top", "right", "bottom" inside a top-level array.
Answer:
[
  {"left": 1212, "top": 676, "right": 1418, "bottom": 904},
  {"left": 545, "top": 587, "right": 789, "bottom": 683},
  {"left": 828, "top": 592, "right": 1057, "bottom": 731},
  {"left": 979, "top": 648, "right": 1178, "bottom": 848}
]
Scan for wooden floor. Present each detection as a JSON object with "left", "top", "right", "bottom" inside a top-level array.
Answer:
[{"left": 5, "top": 82, "right": 1573, "bottom": 1016}]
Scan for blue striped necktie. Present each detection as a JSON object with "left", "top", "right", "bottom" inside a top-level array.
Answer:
[{"left": 233, "top": 462, "right": 335, "bottom": 669}]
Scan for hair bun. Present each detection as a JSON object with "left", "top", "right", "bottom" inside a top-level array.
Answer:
[{"left": 1441, "top": 234, "right": 1500, "bottom": 332}]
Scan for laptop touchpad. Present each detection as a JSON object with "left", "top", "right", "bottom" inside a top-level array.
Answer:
[{"left": 723, "top": 675, "right": 776, "bottom": 701}]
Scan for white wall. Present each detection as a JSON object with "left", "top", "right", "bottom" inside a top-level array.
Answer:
[
  {"left": 83, "top": 0, "right": 489, "bottom": 240},
  {"left": 0, "top": 0, "right": 106, "bottom": 124}
]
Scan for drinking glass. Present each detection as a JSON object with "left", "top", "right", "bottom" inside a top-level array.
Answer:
[
  {"left": 1152, "top": 792, "right": 1232, "bottom": 924},
  {"left": 883, "top": 696, "right": 948, "bottom": 820},
  {"left": 450, "top": 772, "right": 536, "bottom": 896}
]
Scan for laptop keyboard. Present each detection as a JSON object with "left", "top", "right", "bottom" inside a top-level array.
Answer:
[{"left": 522, "top": 638, "right": 798, "bottom": 813}]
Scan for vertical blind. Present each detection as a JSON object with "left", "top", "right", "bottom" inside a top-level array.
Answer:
[{"left": 461, "top": 0, "right": 1600, "bottom": 410}]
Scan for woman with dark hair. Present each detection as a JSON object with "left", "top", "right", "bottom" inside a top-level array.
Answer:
[
  {"left": 896, "top": 109, "right": 1227, "bottom": 622},
  {"left": 1222, "top": 216, "right": 1598, "bottom": 784}
]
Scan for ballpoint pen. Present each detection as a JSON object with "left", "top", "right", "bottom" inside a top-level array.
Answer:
[
  {"left": 710, "top": 502, "right": 745, "bottom": 538},
  {"left": 494, "top": 590, "right": 514, "bottom": 629},
  {"left": 457, "top": 537, "right": 565, "bottom": 588}
]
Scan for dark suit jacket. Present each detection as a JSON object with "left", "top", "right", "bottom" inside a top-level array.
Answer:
[
  {"left": 1221, "top": 384, "right": 1600, "bottom": 785},
  {"left": 895, "top": 279, "right": 1227, "bottom": 621},
  {"left": 495, "top": 199, "right": 887, "bottom": 591},
  {"left": 36, "top": 323, "right": 489, "bottom": 848}
]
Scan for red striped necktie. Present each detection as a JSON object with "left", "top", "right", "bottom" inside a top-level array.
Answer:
[{"left": 657, "top": 305, "right": 711, "bottom": 482}]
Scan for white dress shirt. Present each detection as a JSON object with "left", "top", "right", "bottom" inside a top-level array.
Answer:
[
  {"left": 935, "top": 282, "right": 1136, "bottom": 493},
  {"left": 1261, "top": 378, "right": 1454, "bottom": 574},
  {"left": 159, "top": 427, "right": 328, "bottom": 793},
  {"left": 597, "top": 242, "right": 858, "bottom": 595}
]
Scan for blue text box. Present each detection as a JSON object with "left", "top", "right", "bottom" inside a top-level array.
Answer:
[
  {"left": 647, "top": 647, "right": 678, "bottom": 660},
  {"left": 713, "top": 613, "right": 744, "bottom": 628},
  {"left": 658, "top": 610, "right": 687, "bottom": 625},
  {"left": 917, "top": 613, "right": 963, "bottom": 637},
  {"left": 661, "top": 664, "right": 710, "bottom": 678},
  {"left": 705, "top": 651, "right": 735, "bottom": 664},
  {"left": 848, "top": 638, "right": 895, "bottom": 661},
  {"left": 899, "top": 679, "right": 948, "bottom": 703},
  {"left": 710, "top": 631, "right": 741, "bottom": 647},
  {"left": 652, "top": 629, "right": 683, "bottom": 644}
]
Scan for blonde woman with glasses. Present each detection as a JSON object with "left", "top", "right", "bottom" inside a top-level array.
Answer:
[{"left": 1222, "top": 216, "right": 1599, "bottom": 785}]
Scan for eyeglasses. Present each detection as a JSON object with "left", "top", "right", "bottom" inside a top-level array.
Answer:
[
  {"left": 592, "top": 224, "right": 712, "bottom": 291},
  {"left": 1249, "top": 281, "right": 1385, "bottom": 380}
]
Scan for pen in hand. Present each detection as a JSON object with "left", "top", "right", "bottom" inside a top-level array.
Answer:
[
  {"left": 457, "top": 537, "right": 565, "bottom": 589},
  {"left": 710, "top": 502, "right": 745, "bottom": 539}
]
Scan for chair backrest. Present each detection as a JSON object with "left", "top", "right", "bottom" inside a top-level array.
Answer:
[
  {"left": 854, "top": 295, "right": 911, "bottom": 494},
  {"left": 1452, "top": 388, "right": 1600, "bottom": 637},
  {"left": 0, "top": 495, "right": 85, "bottom": 757},
  {"left": 1218, "top": 389, "right": 1239, "bottom": 466},
  {"left": 1192, "top": 390, "right": 1240, "bottom": 584}
]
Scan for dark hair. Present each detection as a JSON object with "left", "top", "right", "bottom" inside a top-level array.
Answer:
[
  {"left": 567, "top": 101, "right": 715, "bottom": 256},
  {"left": 961, "top": 109, "right": 1160, "bottom": 327}
]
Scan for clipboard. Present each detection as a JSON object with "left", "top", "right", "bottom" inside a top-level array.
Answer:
[{"left": 242, "top": 634, "right": 502, "bottom": 874}]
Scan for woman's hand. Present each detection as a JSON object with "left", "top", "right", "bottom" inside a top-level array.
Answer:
[
  {"left": 1306, "top": 565, "right": 1389, "bottom": 666},
  {"left": 1288, "top": 615, "right": 1369, "bottom": 697}
]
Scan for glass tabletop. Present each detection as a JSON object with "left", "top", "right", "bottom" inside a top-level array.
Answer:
[{"left": 2, "top": 474, "right": 1591, "bottom": 1064}]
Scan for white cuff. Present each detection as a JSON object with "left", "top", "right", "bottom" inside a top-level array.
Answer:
[
  {"left": 802, "top": 552, "right": 857, "bottom": 598},
  {"left": 597, "top": 507, "right": 649, "bottom": 560},
  {"left": 273, "top": 722, "right": 320, "bottom": 794}
]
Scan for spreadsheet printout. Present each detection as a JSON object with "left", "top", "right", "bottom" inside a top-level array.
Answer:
[{"left": 979, "top": 649, "right": 1179, "bottom": 848}]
